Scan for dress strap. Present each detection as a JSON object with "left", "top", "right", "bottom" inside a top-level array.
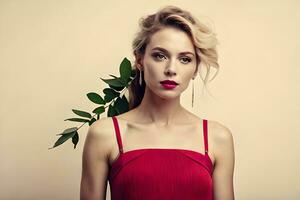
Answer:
[
  {"left": 111, "top": 116, "right": 124, "bottom": 154},
  {"left": 203, "top": 119, "right": 209, "bottom": 154}
]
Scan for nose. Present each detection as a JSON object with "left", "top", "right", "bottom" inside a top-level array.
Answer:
[{"left": 164, "top": 59, "right": 177, "bottom": 76}]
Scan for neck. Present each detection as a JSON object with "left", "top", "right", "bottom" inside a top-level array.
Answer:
[{"left": 133, "top": 86, "right": 186, "bottom": 127}]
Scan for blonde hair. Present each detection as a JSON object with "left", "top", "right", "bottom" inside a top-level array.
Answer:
[{"left": 129, "top": 5, "right": 219, "bottom": 109}]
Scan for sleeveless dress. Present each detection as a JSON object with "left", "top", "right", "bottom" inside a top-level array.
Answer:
[{"left": 108, "top": 116, "right": 214, "bottom": 200}]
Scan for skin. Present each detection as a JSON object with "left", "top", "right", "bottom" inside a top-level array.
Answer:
[{"left": 80, "top": 26, "right": 235, "bottom": 200}]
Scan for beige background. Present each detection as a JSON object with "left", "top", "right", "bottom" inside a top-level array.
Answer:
[{"left": 1, "top": 0, "right": 299, "bottom": 199}]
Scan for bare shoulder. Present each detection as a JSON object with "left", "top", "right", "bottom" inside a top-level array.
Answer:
[
  {"left": 86, "top": 117, "right": 114, "bottom": 142},
  {"left": 81, "top": 117, "right": 115, "bottom": 199},
  {"left": 84, "top": 117, "right": 115, "bottom": 160},
  {"left": 207, "top": 120, "right": 235, "bottom": 163},
  {"left": 88, "top": 117, "right": 114, "bottom": 136},
  {"left": 207, "top": 120, "right": 234, "bottom": 145}
]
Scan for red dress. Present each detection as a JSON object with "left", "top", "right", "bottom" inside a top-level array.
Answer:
[{"left": 108, "top": 116, "right": 214, "bottom": 200}]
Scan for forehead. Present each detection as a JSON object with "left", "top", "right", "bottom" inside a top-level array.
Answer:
[{"left": 147, "top": 26, "right": 195, "bottom": 53}]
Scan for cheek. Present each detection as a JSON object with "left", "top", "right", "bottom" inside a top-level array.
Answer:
[
  {"left": 145, "top": 65, "right": 157, "bottom": 77},
  {"left": 179, "top": 72, "right": 195, "bottom": 88},
  {"left": 143, "top": 68, "right": 160, "bottom": 87},
  {"left": 182, "top": 68, "right": 195, "bottom": 80},
  {"left": 143, "top": 61, "right": 162, "bottom": 79}
]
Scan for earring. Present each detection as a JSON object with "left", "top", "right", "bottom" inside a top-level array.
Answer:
[
  {"left": 192, "top": 78, "right": 195, "bottom": 107},
  {"left": 139, "top": 68, "right": 143, "bottom": 86}
]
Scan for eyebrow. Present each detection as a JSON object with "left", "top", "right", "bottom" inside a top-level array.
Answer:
[{"left": 151, "top": 47, "right": 195, "bottom": 57}]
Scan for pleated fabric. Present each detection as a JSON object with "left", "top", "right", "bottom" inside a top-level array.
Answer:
[{"left": 108, "top": 116, "right": 214, "bottom": 200}]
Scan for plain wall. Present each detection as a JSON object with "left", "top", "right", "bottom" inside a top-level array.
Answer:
[{"left": 1, "top": 0, "right": 299, "bottom": 199}]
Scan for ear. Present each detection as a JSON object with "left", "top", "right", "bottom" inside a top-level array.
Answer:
[{"left": 134, "top": 51, "right": 144, "bottom": 70}]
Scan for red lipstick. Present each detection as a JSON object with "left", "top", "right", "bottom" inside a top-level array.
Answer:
[{"left": 160, "top": 80, "right": 178, "bottom": 89}]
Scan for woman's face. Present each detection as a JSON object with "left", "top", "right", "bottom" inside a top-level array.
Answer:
[{"left": 139, "top": 26, "right": 198, "bottom": 100}]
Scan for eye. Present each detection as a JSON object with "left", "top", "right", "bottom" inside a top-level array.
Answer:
[
  {"left": 180, "top": 57, "right": 192, "bottom": 64},
  {"left": 152, "top": 52, "right": 166, "bottom": 61}
]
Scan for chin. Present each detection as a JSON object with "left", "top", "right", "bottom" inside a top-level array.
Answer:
[
  {"left": 147, "top": 84, "right": 183, "bottom": 98},
  {"left": 156, "top": 89, "right": 182, "bottom": 100}
]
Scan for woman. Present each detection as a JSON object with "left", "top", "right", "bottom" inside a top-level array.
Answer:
[{"left": 80, "top": 5, "right": 235, "bottom": 200}]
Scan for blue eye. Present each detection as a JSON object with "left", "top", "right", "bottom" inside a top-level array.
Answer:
[
  {"left": 180, "top": 57, "right": 192, "bottom": 64},
  {"left": 151, "top": 52, "right": 192, "bottom": 64},
  {"left": 152, "top": 53, "right": 166, "bottom": 60}
]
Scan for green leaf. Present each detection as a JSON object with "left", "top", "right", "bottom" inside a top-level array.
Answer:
[
  {"left": 64, "top": 118, "right": 90, "bottom": 122},
  {"left": 109, "top": 84, "right": 124, "bottom": 91},
  {"left": 100, "top": 77, "right": 126, "bottom": 87},
  {"left": 89, "top": 117, "right": 97, "bottom": 126},
  {"left": 103, "top": 88, "right": 119, "bottom": 97},
  {"left": 103, "top": 88, "right": 120, "bottom": 102},
  {"left": 57, "top": 127, "right": 78, "bottom": 135},
  {"left": 72, "top": 132, "right": 79, "bottom": 149},
  {"left": 120, "top": 57, "right": 132, "bottom": 81},
  {"left": 50, "top": 131, "right": 77, "bottom": 149},
  {"left": 109, "top": 74, "right": 119, "bottom": 79},
  {"left": 87, "top": 92, "right": 105, "bottom": 104},
  {"left": 72, "top": 109, "right": 91, "bottom": 119},
  {"left": 114, "top": 95, "right": 129, "bottom": 114},
  {"left": 92, "top": 106, "right": 105, "bottom": 114},
  {"left": 107, "top": 104, "right": 118, "bottom": 117}
]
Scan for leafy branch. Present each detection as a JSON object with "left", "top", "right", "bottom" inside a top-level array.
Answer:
[{"left": 49, "top": 57, "right": 136, "bottom": 150}]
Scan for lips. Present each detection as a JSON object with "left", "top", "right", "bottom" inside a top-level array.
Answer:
[
  {"left": 160, "top": 80, "right": 179, "bottom": 90},
  {"left": 160, "top": 80, "right": 178, "bottom": 85}
]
